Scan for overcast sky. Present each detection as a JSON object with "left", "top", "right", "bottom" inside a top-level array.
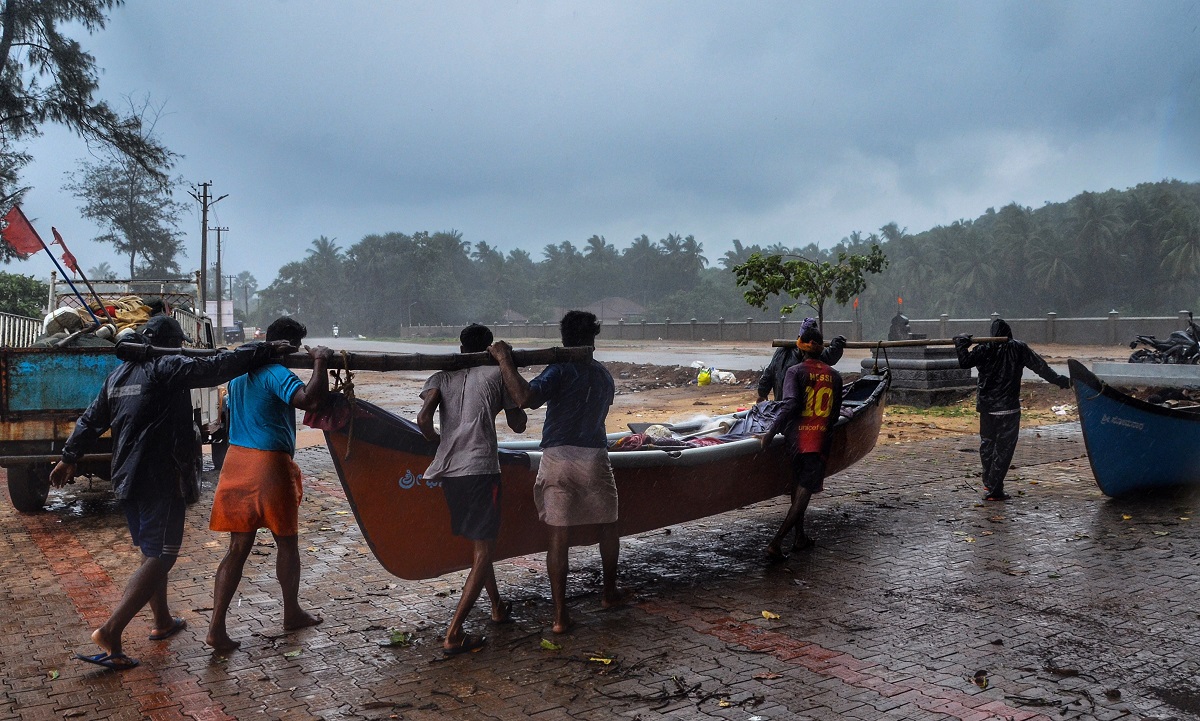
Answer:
[{"left": 10, "top": 0, "right": 1200, "bottom": 289}]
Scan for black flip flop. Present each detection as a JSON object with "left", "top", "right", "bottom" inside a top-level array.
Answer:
[{"left": 442, "top": 634, "right": 487, "bottom": 657}]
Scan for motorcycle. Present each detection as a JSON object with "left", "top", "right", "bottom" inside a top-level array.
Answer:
[{"left": 1129, "top": 315, "right": 1200, "bottom": 363}]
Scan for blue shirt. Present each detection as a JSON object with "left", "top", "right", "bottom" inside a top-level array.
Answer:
[
  {"left": 226, "top": 363, "right": 305, "bottom": 454},
  {"left": 528, "top": 361, "right": 614, "bottom": 449}
]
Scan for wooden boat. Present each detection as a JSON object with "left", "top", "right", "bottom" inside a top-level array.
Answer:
[
  {"left": 1069, "top": 358, "right": 1200, "bottom": 496},
  {"left": 322, "top": 371, "right": 889, "bottom": 580}
]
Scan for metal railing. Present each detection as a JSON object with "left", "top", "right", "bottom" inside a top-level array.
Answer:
[{"left": 0, "top": 311, "right": 40, "bottom": 348}]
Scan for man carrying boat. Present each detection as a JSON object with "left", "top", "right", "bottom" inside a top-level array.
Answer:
[
  {"left": 757, "top": 317, "right": 846, "bottom": 402},
  {"left": 759, "top": 325, "right": 844, "bottom": 561},
  {"left": 48, "top": 315, "right": 290, "bottom": 671},
  {"left": 206, "top": 317, "right": 333, "bottom": 651},
  {"left": 488, "top": 310, "right": 631, "bottom": 634},
  {"left": 417, "top": 323, "right": 528, "bottom": 656},
  {"left": 954, "top": 318, "right": 1070, "bottom": 502}
]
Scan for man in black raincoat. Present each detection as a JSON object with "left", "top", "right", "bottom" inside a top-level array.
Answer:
[
  {"left": 954, "top": 318, "right": 1069, "bottom": 501},
  {"left": 757, "top": 318, "right": 847, "bottom": 402},
  {"left": 49, "top": 316, "right": 291, "bottom": 670}
]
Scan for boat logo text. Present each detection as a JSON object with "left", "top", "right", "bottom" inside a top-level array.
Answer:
[
  {"left": 397, "top": 469, "right": 441, "bottom": 490},
  {"left": 1100, "top": 414, "right": 1145, "bottom": 432}
]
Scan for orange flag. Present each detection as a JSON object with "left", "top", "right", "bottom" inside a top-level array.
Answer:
[
  {"left": 51, "top": 227, "right": 79, "bottom": 274},
  {"left": 1, "top": 206, "right": 46, "bottom": 258}
]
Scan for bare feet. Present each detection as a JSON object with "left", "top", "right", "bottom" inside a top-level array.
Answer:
[
  {"left": 551, "top": 616, "right": 575, "bottom": 634},
  {"left": 491, "top": 599, "right": 513, "bottom": 624},
  {"left": 205, "top": 630, "right": 241, "bottom": 653},
  {"left": 283, "top": 610, "right": 323, "bottom": 631},
  {"left": 791, "top": 534, "right": 815, "bottom": 553},
  {"left": 764, "top": 545, "right": 789, "bottom": 563},
  {"left": 601, "top": 588, "right": 635, "bottom": 610},
  {"left": 90, "top": 627, "right": 119, "bottom": 657}
]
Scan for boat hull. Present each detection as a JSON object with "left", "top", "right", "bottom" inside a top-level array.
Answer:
[
  {"left": 1069, "top": 358, "right": 1200, "bottom": 496},
  {"left": 325, "top": 375, "right": 888, "bottom": 580}
]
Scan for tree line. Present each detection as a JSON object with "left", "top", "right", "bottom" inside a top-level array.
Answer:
[{"left": 243, "top": 180, "right": 1200, "bottom": 339}]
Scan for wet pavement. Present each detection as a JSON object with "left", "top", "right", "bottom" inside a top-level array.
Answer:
[{"left": 3, "top": 423, "right": 1200, "bottom": 720}]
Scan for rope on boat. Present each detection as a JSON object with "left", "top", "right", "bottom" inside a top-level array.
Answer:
[{"left": 330, "top": 350, "right": 356, "bottom": 461}]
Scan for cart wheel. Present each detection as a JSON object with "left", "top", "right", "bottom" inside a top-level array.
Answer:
[
  {"left": 211, "top": 439, "right": 230, "bottom": 470},
  {"left": 6, "top": 464, "right": 51, "bottom": 513}
]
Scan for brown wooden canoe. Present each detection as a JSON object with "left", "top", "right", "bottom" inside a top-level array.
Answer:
[{"left": 323, "top": 372, "right": 889, "bottom": 580}]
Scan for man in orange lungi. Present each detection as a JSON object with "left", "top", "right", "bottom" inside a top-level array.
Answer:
[{"left": 206, "top": 317, "right": 333, "bottom": 652}]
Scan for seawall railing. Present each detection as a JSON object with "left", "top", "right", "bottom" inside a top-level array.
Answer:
[{"left": 402, "top": 310, "right": 1195, "bottom": 346}]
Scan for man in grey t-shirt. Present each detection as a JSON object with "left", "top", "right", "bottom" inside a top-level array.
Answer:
[{"left": 418, "top": 324, "right": 527, "bottom": 656}]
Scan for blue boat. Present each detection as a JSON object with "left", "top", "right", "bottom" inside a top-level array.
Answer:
[{"left": 1069, "top": 358, "right": 1200, "bottom": 496}]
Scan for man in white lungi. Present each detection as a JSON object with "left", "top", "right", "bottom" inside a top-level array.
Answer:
[{"left": 489, "top": 310, "right": 631, "bottom": 633}]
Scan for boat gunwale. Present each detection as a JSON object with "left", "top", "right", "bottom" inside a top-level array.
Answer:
[{"left": 1069, "top": 358, "right": 1200, "bottom": 422}]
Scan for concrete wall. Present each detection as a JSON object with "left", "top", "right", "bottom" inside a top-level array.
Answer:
[{"left": 404, "top": 311, "right": 1193, "bottom": 346}]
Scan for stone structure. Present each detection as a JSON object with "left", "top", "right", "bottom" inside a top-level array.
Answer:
[{"left": 862, "top": 342, "right": 972, "bottom": 408}]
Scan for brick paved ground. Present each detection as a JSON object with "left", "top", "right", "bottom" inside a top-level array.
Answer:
[{"left": 3, "top": 423, "right": 1200, "bottom": 720}]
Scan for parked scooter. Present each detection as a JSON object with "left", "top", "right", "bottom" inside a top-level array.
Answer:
[{"left": 1129, "top": 314, "right": 1200, "bottom": 363}]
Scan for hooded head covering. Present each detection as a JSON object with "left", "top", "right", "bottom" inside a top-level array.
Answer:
[{"left": 990, "top": 317, "right": 1013, "bottom": 340}]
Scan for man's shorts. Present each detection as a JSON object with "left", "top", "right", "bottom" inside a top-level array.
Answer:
[
  {"left": 123, "top": 494, "right": 187, "bottom": 558},
  {"left": 441, "top": 473, "right": 502, "bottom": 541},
  {"left": 789, "top": 453, "right": 827, "bottom": 494}
]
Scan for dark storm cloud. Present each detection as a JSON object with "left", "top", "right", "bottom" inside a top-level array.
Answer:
[{"left": 12, "top": 0, "right": 1200, "bottom": 283}]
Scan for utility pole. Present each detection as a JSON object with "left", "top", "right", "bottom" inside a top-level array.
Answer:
[
  {"left": 211, "top": 226, "right": 229, "bottom": 334},
  {"left": 188, "top": 182, "right": 227, "bottom": 314},
  {"left": 225, "top": 274, "right": 236, "bottom": 317}
]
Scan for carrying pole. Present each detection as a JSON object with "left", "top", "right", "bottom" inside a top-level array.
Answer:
[
  {"left": 771, "top": 337, "right": 1008, "bottom": 348},
  {"left": 113, "top": 343, "right": 593, "bottom": 371}
]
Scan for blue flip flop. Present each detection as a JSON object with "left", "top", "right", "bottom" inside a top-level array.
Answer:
[
  {"left": 75, "top": 652, "right": 140, "bottom": 671},
  {"left": 149, "top": 617, "right": 187, "bottom": 641}
]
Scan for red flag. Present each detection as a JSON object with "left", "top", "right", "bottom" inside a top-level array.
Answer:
[
  {"left": 51, "top": 227, "right": 79, "bottom": 274},
  {"left": 1, "top": 206, "right": 46, "bottom": 259}
]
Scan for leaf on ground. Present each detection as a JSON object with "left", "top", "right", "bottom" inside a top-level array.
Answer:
[
  {"left": 379, "top": 629, "right": 413, "bottom": 647},
  {"left": 963, "top": 536, "right": 976, "bottom": 543},
  {"left": 588, "top": 656, "right": 613, "bottom": 665},
  {"left": 307, "top": 547, "right": 318, "bottom": 552},
  {"left": 1122, "top": 514, "right": 1132, "bottom": 520},
  {"left": 1153, "top": 531, "right": 1170, "bottom": 536},
  {"left": 284, "top": 649, "right": 303, "bottom": 658},
  {"left": 1047, "top": 572, "right": 1061, "bottom": 579},
  {"left": 718, "top": 699, "right": 732, "bottom": 708},
  {"left": 761, "top": 610, "right": 780, "bottom": 620},
  {"left": 540, "top": 639, "right": 562, "bottom": 651},
  {"left": 335, "top": 510, "right": 350, "bottom": 515},
  {"left": 48, "top": 669, "right": 58, "bottom": 680},
  {"left": 754, "top": 672, "right": 783, "bottom": 680}
]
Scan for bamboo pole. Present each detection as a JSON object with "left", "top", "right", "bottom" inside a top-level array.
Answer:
[
  {"left": 771, "top": 337, "right": 1008, "bottom": 348},
  {"left": 114, "top": 342, "right": 593, "bottom": 371},
  {"left": 280, "top": 346, "right": 591, "bottom": 371}
]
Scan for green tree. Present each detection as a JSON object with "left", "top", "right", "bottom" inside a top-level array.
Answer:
[
  {"left": 734, "top": 244, "right": 888, "bottom": 330},
  {"left": 231, "top": 270, "right": 256, "bottom": 315},
  {"left": 0, "top": 0, "right": 171, "bottom": 262},
  {"left": 0, "top": 269, "right": 45, "bottom": 315},
  {"left": 85, "top": 261, "right": 114, "bottom": 279},
  {"left": 63, "top": 96, "right": 184, "bottom": 277}
]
